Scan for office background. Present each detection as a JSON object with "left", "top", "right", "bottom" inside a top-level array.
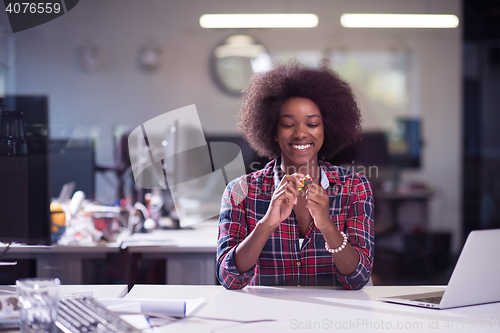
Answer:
[{"left": 0, "top": 0, "right": 498, "bottom": 285}]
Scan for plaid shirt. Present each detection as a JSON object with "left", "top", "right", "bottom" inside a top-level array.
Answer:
[{"left": 216, "top": 159, "right": 374, "bottom": 290}]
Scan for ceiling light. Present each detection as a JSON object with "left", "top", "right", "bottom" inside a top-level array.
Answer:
[
  {"left": 340, "top": 14, "right": 459, "bottom": 28},
  {"left": 200, "top": 14, "right": 319, "bottom": 29}
]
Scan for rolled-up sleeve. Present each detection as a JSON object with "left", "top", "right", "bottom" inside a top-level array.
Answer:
[
  {"left": 216, "top": 178, "right": 256, "bottom": 289},
  {"left": 336, "top": 176, "right": 374, "bottom": 289}
]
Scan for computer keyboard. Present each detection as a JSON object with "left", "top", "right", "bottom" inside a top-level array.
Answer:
[
  {"left": 414, "top": 296, "right": 442, "bottom": 304},
  {"left": 57, "top": 297, "right": 140, "bottom": 333}
]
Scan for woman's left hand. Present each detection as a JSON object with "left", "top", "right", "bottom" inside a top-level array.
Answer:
[{"left": 305, "top": 182, "right": 332, "bottom": 232}]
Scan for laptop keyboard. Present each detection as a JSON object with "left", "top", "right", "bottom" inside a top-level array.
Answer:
[
  {"left": 414, "top": 296, "right": 442, "bottom": 304},
  {"left": 57, "top": 297, "right": 140, "bottom": 333}
]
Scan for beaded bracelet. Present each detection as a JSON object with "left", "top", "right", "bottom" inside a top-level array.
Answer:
[{"left": 325, "top": 231, "right": 348, "bottom": 254}]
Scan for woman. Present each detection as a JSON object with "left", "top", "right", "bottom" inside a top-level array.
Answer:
[{"left": 216, "top": 64, "right": 374, "bottom": 290}]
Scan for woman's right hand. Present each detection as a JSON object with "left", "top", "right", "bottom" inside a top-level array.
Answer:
[
  {"left": 233, "top": 173, "right": 303, "bottom": 274},
  {"left": 261, "top": 173, "right": 303, "bottom": 230}
]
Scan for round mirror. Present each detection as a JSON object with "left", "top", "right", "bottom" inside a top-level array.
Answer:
[{"left": 211, "top": 35, "right": 272, "bottom": 97}]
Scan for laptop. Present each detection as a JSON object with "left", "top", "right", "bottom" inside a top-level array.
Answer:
[
  {"left": 57, "top": 181, "right": 76, "bottom": 204},
  {"left": 378, "top": 229, "right": 500, "bottom": 309}
]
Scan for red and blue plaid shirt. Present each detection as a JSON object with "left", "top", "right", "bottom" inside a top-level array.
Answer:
[{"left": 216, "top": 159, "right": 374, "bottom": 290}]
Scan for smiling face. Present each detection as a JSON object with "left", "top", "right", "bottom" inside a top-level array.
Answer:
[{"left": 275, "top": 97, "right": 324, "bottom": 173}]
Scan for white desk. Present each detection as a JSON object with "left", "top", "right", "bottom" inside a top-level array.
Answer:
[
  {"left": 127, "top": 285, "right": 500, "bottom": 333},
  {"left": 0, "top": 284, "right": 127, "bottom": 299},
  {"left": 58, "top": 284, "right": 128, "bottom": 298}
]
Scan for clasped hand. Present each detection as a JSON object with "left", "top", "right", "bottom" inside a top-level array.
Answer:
[{"left": 262, "top": 173, "right": 330, "bottom": 231}]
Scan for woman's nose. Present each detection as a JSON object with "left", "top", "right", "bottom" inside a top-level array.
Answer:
[{"left": 294, "top": 124, "right": 307, "bottom": 138}]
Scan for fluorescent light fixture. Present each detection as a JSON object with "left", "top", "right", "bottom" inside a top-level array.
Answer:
[
  {"left": 200, "top": 14, "right": 318, "bottom": 28},
  {"left": 340, "top": 14, "right": 459, "bottom": 28}
]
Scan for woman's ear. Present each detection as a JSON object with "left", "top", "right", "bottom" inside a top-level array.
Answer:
[{"left": 274, "top": 134, "right": 278, "bottom": 142}]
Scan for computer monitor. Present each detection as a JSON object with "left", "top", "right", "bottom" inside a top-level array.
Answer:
[
  {"left": 49, "top": 139, "right": 95, "bottom": 200},
  {"left": 329, "top": 131, "right": 391, "bottom": 168},
  {"left": 387, "top": 118, "right": 422, "bottom": 169},
  {"left": 330, "top": 119, "right": 422, "bottom": 170},
  {"left": 0, "top": 95, "right": 51, "bottom": 245},
  {"left": 205, "top": 135, "right": 270, "bottom": 174}
]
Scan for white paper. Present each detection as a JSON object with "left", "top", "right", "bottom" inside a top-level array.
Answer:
[
  {"left": 120, "top": 314, "right": 152, "bottom": 331},
  {"left": 97, "top": 297, "right": 206, "bottom": 318},
  {"left": 185, "top": 297, "right": 206, "bottom": 317}
]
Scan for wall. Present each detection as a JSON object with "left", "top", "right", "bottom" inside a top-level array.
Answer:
[{"left": 0, "top": 0, "right": 462, "bottom": 250}]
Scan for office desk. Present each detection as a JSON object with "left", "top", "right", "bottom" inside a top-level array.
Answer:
[
  {"left": 376, "top": 191, "right": 432, "bottom": 234},
  {"left": 0, "top": 244, "right": 120, "bottom": 284},
  {"left": 124, "top": 221, "right": 218, "bottom": 285},
  {"left": 0, "top": 221, "right": 219, "bottom": 285},
  {"left": 127, "top": 285, "right": 500, "bottom": 333},
  {"left": 0, "top": 284, "right": 127, "bottom": 298}
]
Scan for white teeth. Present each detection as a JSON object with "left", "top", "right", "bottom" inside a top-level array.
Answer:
[{"left": 292, "top": 144, "right": 311, "bottom": 150}]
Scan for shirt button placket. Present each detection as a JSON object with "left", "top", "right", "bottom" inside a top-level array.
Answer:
[{"left": 296, "top": 261, "right": 301, "bottom": 286}]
